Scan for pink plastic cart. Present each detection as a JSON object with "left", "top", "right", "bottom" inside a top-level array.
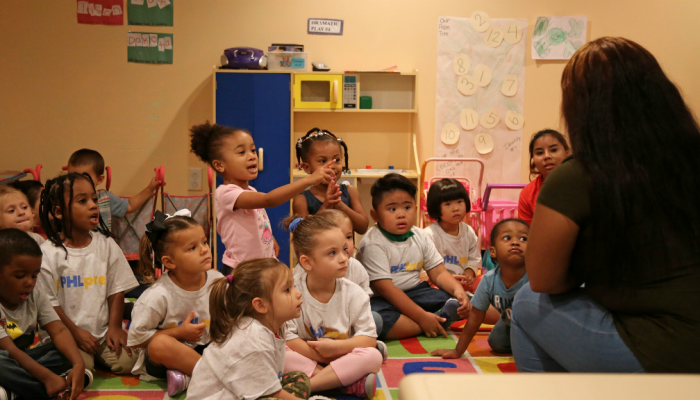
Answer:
[
  {"left": 480, "top": 183, "right": 526, "bottom": 249},
  {"left": 419, "top": 157, "right": 485, "bottom": 232}
]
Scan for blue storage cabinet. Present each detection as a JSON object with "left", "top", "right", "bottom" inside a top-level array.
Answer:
[{"left": 214, "top": 71, "right": 291, "bottom": 270}]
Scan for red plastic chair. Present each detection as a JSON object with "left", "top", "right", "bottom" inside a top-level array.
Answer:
[{"left": 23, "top": 164, "right": 42, "bottom": 181}]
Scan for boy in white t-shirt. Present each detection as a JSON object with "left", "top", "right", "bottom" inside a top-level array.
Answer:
[
  {"left": 356, "top": 174, "right": 471, "bottom": 341},
  {"left": 0, "top": 229, "right": 91, "bottom": 400}
]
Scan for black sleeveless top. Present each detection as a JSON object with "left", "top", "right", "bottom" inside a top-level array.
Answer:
[{"left": 302, "top": 184, "right": 351, "bottom": 215}]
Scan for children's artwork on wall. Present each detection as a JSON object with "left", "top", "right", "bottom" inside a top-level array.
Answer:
[
  {"left": 128, "top": 0, "right": 173, "bottom": 27},
  {"left": 127, "top": 32, "right": 173, "bottom": 64},
  {"left": 531, "top": 17, "right": 587, "bottom": 60},
  {"left": 77, "top": 0, "right": 123, "bottom": 25},
  {"left": 435, "top": 15, "right": 526, "bottom": 201}
]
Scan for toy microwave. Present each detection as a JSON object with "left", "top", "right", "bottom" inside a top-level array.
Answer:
[
  {"left": 293, "top": 74, "right": 343, "bottom": 109},
  {"left": 221, "top": 47, "right": 267, "bottom": 70}
]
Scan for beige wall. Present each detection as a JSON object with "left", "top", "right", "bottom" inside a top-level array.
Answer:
[{"left": 2, "top": 0, "right": 699, "bottom": 196}]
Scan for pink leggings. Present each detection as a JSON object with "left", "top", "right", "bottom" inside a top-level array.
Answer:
[{"left": 284, "top": 346, "right": 383, "bottom": 386}]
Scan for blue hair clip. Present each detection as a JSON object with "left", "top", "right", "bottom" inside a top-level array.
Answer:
[{"left": 288, "top": 217, "right": 303, "bottom": 232}]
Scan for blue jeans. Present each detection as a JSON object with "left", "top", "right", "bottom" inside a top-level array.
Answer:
[
  {"left": 488, "top": 318, "right": 512, "bottom": 354},
  {"left": 0, "top": 343, "right": 73, "bottom": 400},
  {"left": 370, "top": 281, "right": 453, "bottom": 340},
  {"left": 511, "top": 283, "right": 644, "bottom": 372}
]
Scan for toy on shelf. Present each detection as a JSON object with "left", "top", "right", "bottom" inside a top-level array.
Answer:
[{"left": 220, "top": 47, "right": 267, "bottom": 70}]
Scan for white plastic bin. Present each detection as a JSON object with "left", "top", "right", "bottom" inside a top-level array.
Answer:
[{"left": 267, "top": 52, "right": 309, "bottom": 71}]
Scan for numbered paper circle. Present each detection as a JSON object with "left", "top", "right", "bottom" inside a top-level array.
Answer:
[
  {"left": 441, "top": 123, "right": 460, "bottom": 145},
  {"left": 504, "top": 22, "right": 524, "bottom": 44},
  {"left": 469, "top": 11, "right": 491, "bottom": 33},
  {"left": 480, "top": 108, "right": 501, "bottom": 129},
  {"left": 501, "top": 75, "right": 518, "bottom": 97},
  {"left": 460, "top": 109, "right": 479, "bottom": 131},
  {"left": 484, "top": 26, "right": 504, "bottom": 48},
  {"left": 475, "top": 133, "right": 494, "bottom": 154},
  {"left": 457, "top": 75, "right": 477, "bottom": 96},
  {"left": 453, "top": 53, "right": 470, "bottom": 76},
  {"left": 472, "top": 65, "right": 492, "bottom": 87},
  {"left": 505, "top": 111, "right": 525, "bottom": 130}
]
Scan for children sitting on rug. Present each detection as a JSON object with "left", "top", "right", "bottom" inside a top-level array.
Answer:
[
  {"left": 356, "top": 173, "right": 470, "bottom": 341},
  {"left": 432, "top": 219, "right": 530, "bottom": 357}
]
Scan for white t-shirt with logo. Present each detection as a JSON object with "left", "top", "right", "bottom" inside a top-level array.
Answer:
[
  {"left": 425, "top": 222, "right": 481, "bottom": 276},
  {"left": 128, "top": 269, "right": 224, "bottom": 379},
  {"left": 187, "top": 317, "right": 286, "bottom": 400},
  {"left": 285, "top": 275, "right": 376, "bottom": 342},
  {"left": 37, "top": 232, "right": 139, "bottom": 340},
  {"left": 293, "top": 257, "right": 373, "bottom": 296},
  {"left": 0, "top": 290, "right": 59, "bottom": 350},
  {"left": 356, "top": 226, "right": 444, "bottom": 292}
]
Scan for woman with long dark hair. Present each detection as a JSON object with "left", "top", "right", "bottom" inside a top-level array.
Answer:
[{"left": 511, "top": 37, "right": 700, "bottom": 372}]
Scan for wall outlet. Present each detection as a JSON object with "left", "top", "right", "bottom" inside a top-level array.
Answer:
[{"left": 188, "top": 168, "right": 202, "bottom": 190}]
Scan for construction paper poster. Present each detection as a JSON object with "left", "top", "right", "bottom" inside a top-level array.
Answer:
[
  {"left": 532, "top": 17, "right": 587, "bottom": 60},
  {"left": 435, "top": 16, "right": 526, "bottom": 201},
  {"left": 128, "top": 0, "right": 174, "bottom": 26},
  {"left": 77, "top": 0, "right": 123, "bottom": 25},
  {"left": 128, "top": 32, "right": 173, "bottom": 64}
]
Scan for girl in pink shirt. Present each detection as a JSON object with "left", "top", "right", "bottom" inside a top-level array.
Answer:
[
  {"left": 190, "top": 122, "right": 333, "bottom": 272},
  {"left": 518, "top": 130, "right": 570, "bottom": 225}
]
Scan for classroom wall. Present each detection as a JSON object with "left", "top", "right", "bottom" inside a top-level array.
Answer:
[{"left": 1, "top": 0, "right": 699, "bottom": 196}]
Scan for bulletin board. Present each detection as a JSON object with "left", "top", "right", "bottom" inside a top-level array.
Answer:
[{"left": 434, "top": 15, "right": 527, "bottom": 201}]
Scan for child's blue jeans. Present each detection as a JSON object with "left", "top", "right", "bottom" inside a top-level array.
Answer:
[
  {"left": 0, "top": 343, "right": 73, "bottom": 399},
  {"left": 511, "top": 283, "right": 644, "bottom": 372},
  {"left": 370, "top": 281, "right": 453, "bottom": 340}
]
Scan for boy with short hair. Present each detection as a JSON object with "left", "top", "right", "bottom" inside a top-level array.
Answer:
[
  {"left": 0, "top": 228, "right": 91, "bottom": 400},
  {"left": 66, "top": 149, "right": 161, "bottom": 230},
  {"left": 431, "top": 218, "right": 530, "bottom": 357},
  {"left": 356, "top": 173, "right": 471, "bottom": 340}
]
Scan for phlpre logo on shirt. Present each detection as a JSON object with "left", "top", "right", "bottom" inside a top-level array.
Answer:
[
  {"left": 167, "top": 316, "right": 211, "bottom": 329},
  {"left": 307, "top": 325, "right": 349, "bottom": 340},
  {"left": 443, "top": 255, "right": 468, "bottom": 266},
  {"left": 55, "top": 275, "right": 106, "bottom": 291},
  {"left": 390, "top": 261, "right": 423, "bottom": 273}
]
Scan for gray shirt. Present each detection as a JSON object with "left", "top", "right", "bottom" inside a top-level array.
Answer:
[
  {"left": 356, "top": 226, "right": 443, "bottom": 292},
  {"left": 0, "top": 290, "right": 59, "bottom": 350},
  {"left": 470, "top": 266, "right": 528, "bottom": 326}
]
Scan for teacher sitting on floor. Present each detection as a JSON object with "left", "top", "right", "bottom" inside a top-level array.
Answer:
[{"left": 510, "top": 36, "right": 700, "bottom": 373}]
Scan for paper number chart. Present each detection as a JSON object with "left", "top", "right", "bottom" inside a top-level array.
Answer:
[{"left": 435, "top": 15, "right": 526, "bottom": 201}]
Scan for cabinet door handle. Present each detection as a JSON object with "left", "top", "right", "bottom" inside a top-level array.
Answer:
[
  {"left": 258, "top": 148, "right": 264, "bottom": 171},
  {"left": 332, "top": 80, "right": 339, "bottom": 104}
]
